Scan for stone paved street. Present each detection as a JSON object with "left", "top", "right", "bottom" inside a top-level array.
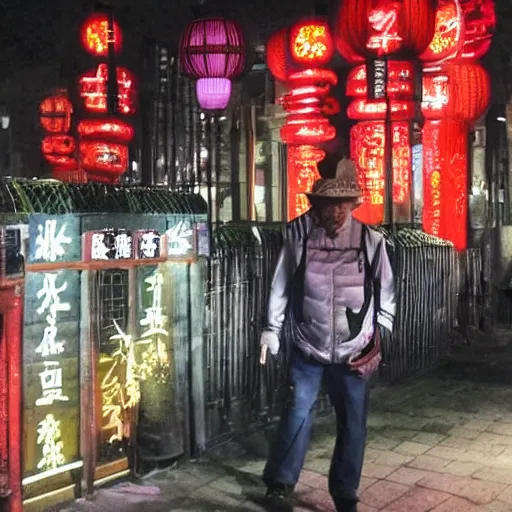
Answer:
[{"left": 55, "top": 355, "right": 512, "bottom": 512}]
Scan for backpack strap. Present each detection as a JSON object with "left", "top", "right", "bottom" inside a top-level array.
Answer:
[
  {"left": 360, "top": 224, "right": 380, "bottom": 325},
  {"left": 291, "top": 229, "right": 309, "bottom": 323}
]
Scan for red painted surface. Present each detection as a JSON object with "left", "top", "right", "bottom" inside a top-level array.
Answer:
[{"left": 0, "top": 281, "right": 23, "bottom": 512}]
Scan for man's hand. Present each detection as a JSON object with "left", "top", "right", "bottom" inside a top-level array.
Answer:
[{"left": 259, "top": 331, "right": 280, "bottom": 366}]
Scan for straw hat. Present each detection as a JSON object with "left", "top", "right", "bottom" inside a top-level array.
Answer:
[{"left": 306, "top": 157, "right": 361, "bottom": 200}]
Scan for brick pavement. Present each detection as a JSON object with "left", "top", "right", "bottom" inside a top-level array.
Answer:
[{"left": 54, "top": 372, "right": 512, "bottom": 511}]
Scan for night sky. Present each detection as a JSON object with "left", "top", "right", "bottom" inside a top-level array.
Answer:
[
  {"left": 1, "top": 0, "right": 511, "bottom": 71},
  {"left": 0, "top": 0, "right": 325, "bottom": 70}
]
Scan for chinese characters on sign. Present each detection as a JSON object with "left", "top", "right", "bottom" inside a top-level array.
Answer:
[
  {"left": 412, "top": 144, "right": 423, "bottom": 225},
  {"left": 85, "top": 224, "right": 203, "bottom": 261},
  {"left": 368, "top": 60, "right": 387, "bottom": 100},
  {"left": 167, "top": 221, "right": 194, "bottom": 257},
  {"left": 100, "top": 269, "right": 170, "bottom": 445},
  {"left": 134, "top": 230, "right": 160, "bottom": 259},
  {"left": 86, "top": 230, "right": 163, "bottom": 260},
  {"left": 367, "top": 1, "right": 403, "bottom": 56},
  {"left": 114, "top": 233, "right": 132, "bottom": 259},
  {"left": 36, "top": 414, "right": 66, "bottom": 471},
  {"left": 89, "top": 230, "right": 133, "bottom": 260},
  {"left": 35, "top": 220, "right": 72, "bottom": 262},
  {"left": 91, "top": 233, "right": 111, "bottom": 260},
  {"left": 33, "top": 219, "right": 73, "bottom": 471},
  {"left": 195, "top": 223, "right": 210, "bottom": 257},
  {"left": 100, "top": 321, "right": 139, "bottom": 444},
  {"left": 423, "top": 121, "right": 442, "bottom": 236}
]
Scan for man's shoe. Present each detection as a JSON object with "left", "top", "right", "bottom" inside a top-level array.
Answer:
[
  {"left": 265, "top": 483, "right": 294, "bottom": 510},
  {"left": 333, "top": 496, "right": 358, "bottom": 512},
  {"left": 265, "top": 482, "right": 294, "bottom": 499}
]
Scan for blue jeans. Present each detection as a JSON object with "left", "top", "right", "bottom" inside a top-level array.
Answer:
[{"left": 263, "top": 350, "right": 370, "bottom": 502}]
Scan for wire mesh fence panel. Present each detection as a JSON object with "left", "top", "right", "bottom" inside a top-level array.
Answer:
[{"left": 0, "top": 179, "right": 207, "bottom": 215}]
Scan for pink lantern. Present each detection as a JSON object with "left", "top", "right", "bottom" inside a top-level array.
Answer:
[
  {"left": 196, "top": 78, "right": 232, "bottom": 110},
  {"left": 179, "top": 17, "right": 247, "bottom": 110}
]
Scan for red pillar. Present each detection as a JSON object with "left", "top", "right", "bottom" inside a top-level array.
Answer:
[
  {"left": 0, "top": 281, "right": 23, "bottom": 512},
  {"left": 0, "top": 297, "right": 8, "bottom": 499}
]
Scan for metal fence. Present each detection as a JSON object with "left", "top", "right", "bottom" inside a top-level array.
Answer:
[
  {"left": 379, "top": 229, "right": 457, "bottom": 381},
  {"left": 457, "top": 248, "right": 485, "bottom": 331},
  {"left": 204, "top": 226, "right": 282, "bottom": 446},
  {"left": 203, "top": 225, "right": 459, "bottom": 445}
]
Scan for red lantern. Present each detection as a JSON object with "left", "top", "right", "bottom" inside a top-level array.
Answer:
[
  {"left": 422, "top": 62, "right": 490, "bottom": 121},
  {"left": 77, "top": 118, "right": 134, "bottom": 143},
  {"left": 41, "top": 135, "right": 76, "bottom": 157},
  {"left": 335, "top": 0, "right": 437, "bottom": 61},
  {"left": 347, "top": 99, "right": 414, "bottom": 121},
  {"left": 279, "top": 69, "right": 337, "bottom": 146},
  {"left": 39, "top": 90, "right": 82, "bottom": 180},
  {"left": 289, "top": 19, "right": 334, "bottom": 67},
  {"left": 274, "top": 21, "right": 338, "bottom": 220},
  {"left": 40, "top": 133, "right": 77, "bottom": 170},
  {"left": 267, "top": 28, "right": 298, "bottom": 83},
  {"left": 459, "top": 0, "right": 496, "bottom": 60},
  {"left": 39, "top": 91, "right": 73, "bottom": 133},
  {"left": 79, "top": 64, "right": 137, "bottom": 116},
  {"left": 419, "top": 1, "right": 493, "bottom": 249},
  {"left": 80, "top": 12, "right": 123, "bottom": 57},
  {"left": 346, "top": 61, "right": 415, "bottom": 97},
  {"left": 79, "top": 141, "right": 128, "bottom": 183},
  {"left": 77, "top": 117, "right": 134, "bottom": 184},
  {"left": 420, "top": 0, "right": 465, "bottom": 63}
]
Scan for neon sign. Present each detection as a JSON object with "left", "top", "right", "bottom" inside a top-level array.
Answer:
[
  {"left": 100, "top": 322, "right": 139, "bottom": 444},
  {"left": 36, "top": 414, "right": 66, "bottom": 471},
  {"left": 100, "top": 270, "right": 170, "bottom": 444}
]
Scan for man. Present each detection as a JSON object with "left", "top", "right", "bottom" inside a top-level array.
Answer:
[{"left": 259, "top": 158, "right": 396, "bottom": 512}]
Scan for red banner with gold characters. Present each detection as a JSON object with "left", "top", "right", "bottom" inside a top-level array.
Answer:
[
  {"left": 287, "top": 145, "right": 323, "bottom": 220},
  {"left": 423, "top": 119, "right": 468, "bottom": 250}
]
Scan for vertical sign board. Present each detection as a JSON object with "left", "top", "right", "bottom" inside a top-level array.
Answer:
[
  {"left": 367, "top": 59, "right": 388, "bottom": 100},
  {"left": 195, "top": 221, "right": 210, "bottom": 257},
  {"left": 135, "top": 263, "right": 185, "bottom": 460},
  {"left": 24, "top": 215, "right": 81, "bottom": 485},
  {"left": 412, "top": 144, "right": 423, "bottom": 225}
]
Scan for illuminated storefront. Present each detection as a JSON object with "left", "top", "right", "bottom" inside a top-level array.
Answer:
[{"left": 14, "top": 211, "right": 206, "bottom": 512}]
